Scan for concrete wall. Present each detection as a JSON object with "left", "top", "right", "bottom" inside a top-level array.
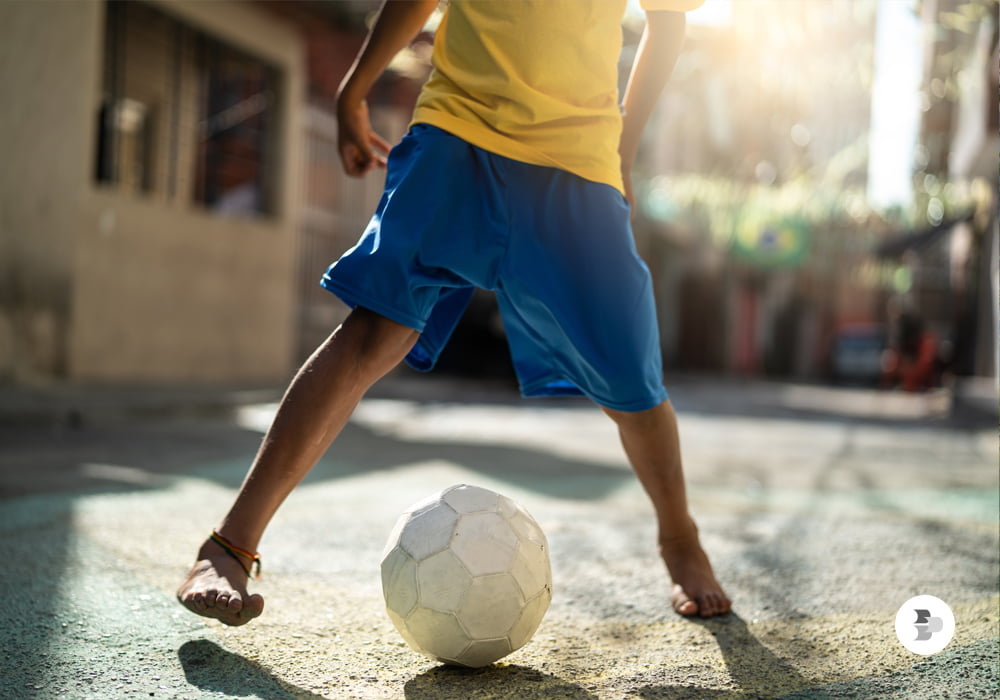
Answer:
[
  {"left": 0, "top": 0, "right": 99, "bottom": 380},
  {"left": 73, "top": 192, "right": 299, "bottom": 382},
  {"left": 0, "top": 0, "right": 304, "bottom": 384}
]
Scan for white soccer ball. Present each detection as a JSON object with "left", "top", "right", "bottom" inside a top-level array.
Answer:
[{"left": 380, "top": 484, "right": 552, "bottom": 667}]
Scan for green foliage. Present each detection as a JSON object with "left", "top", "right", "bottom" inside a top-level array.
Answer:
[
  {"left": 638, "top": 170, "right": 982, "bottom": 270},
  {"left": 641, "top": 174, "right": 873, "bottom": 242}
]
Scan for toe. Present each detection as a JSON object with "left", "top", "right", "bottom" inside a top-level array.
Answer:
[
  {"left": 179, "top": 590, "right": 204, "bottom": 611},
  {"left": 678, "top": 600, "right": 699, "bottom": 616},
  {"left": 243, "top": 594, "right": 265, "bottom": 619},
  {"left": 698, "top": 594, "right": 716, "bottom": 617},
  {"left": 213, "top": 593, "right": 263, "bottom": 627},
  {"left": 671, "top": 585, "right": 699, "bottom": 617},
  {"left": 699, "top": 592, "right": 731, "bottom": 618}
]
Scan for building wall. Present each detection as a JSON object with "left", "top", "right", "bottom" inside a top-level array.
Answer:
[
  {"left": 0, "top": 0, "right": 99, "bottom": 379},
  {"left": 0, "top": 0, "right": 305, "bottom": 384},
  {"left": 73, "top": 191, "right": 299, "bottom": 382}
]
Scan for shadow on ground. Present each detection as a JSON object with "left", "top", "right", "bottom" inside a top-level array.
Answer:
[
  {"left": 179, "top": 418, "right": 636, "bottom": 502},
  {"left": 404, "top": 662, "right": 598, "bottom": 699},
  {"left": 701, "top": 614, "right": 810, "bottom": 696},
  {"left": 630, "top": 614, "right": 811, "bottom": 699},
  {"left": 179, "top": 639, "right": 327, "bottom": 700}
]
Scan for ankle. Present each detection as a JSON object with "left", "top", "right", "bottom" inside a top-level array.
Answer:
[
  {"left": 658, "top": 517, "right": 699, "bottom": 549},
  {"left": 205, "top": 530, "right": 262, "bottom": 579}
]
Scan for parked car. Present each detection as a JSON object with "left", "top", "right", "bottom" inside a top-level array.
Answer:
[{"left": 831, "top": 324, "right": 886, "bottom": 385}]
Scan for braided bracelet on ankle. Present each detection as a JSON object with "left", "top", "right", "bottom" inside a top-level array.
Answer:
[{"left": 210, "top": 529, "right": 262, "bottom": 580}]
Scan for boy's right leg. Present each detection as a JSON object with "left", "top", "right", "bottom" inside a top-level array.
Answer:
[{"left": 177, "top": 307, "right": 419, "bottom": 626}]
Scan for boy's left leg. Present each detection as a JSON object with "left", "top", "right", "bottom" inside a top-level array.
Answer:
[{"left": 604, "top": 400, "right": 731, "bottom": 618}]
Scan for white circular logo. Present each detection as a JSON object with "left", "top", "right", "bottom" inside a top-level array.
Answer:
[{"left": 894, "top": 595, "right": 955, "bottom": 655}]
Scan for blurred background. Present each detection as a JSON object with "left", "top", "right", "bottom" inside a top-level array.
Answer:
[{"left": 0, "top": 0, "right": 996, "bottom": 399}]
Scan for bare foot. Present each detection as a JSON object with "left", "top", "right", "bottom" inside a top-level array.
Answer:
[
  {"left": 177, "top": 539, "right": 264, "bottom": 626},
  {"left": 660, "top": 524, "right": 731, "bottom": 618}
]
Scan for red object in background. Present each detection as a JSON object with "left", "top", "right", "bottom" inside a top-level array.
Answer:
[
  {"left": 882, "top": 330, "right": 939, "bottom": 392},
  {"left": 734, "top": 287, "right": 760, "bottom": 375}
]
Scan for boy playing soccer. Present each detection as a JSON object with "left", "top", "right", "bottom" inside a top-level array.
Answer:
[{"left": 178, "top": 0, "right": 731, "bottom": 625}]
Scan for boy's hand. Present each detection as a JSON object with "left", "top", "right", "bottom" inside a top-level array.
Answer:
[
  {"left": 619, "top": 11, "right": 687, "bottom": 220},
  {"left": 333, "top": 0, "right": 438, "bottom": 178},
  {"left": 337, "top": 97, "right": 391, "bottom": 177}
]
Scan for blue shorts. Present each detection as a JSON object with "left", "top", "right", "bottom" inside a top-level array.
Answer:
[{"left": 321, "top": 124, "right": 667, "bottom": 412}]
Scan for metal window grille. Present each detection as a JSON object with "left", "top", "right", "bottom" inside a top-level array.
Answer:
[{"left": 95, "top": 0, "right": 280, "bottom": 218}]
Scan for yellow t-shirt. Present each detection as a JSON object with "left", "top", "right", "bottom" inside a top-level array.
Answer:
[{"left": 411, "top": 0, "right": 703, "bottom": 194}]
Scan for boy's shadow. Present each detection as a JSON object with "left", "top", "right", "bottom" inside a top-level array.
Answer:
[
  {"left": 179, "top": 639, "right": 595, "bottom": 700},
  {"left": 178, "top": 639, "right": 327, "bottom": 699},
  {"left": 636, "top": 613, "right": 812, "bottom": 699},
  {"left": 177, "top": 614, "right": 813, "bottom": 699},
  {"left": 403, "top": 663, "right": 598, "bottom": 699}
]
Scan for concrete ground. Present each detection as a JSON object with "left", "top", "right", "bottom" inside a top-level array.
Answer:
[{"left": 1, "top": 373, "right": 997, "bottom": 699}]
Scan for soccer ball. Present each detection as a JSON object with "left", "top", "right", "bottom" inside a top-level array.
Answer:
[{"left": 380, "top": 484, "right": 552, "bottom": 667}]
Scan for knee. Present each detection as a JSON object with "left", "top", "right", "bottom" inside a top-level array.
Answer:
[
  {"left": 346, "top": 307, "right": 411, "bottom": 348},
  {"left": 339, "top": 307, "right": 419, "bottom": 376}
]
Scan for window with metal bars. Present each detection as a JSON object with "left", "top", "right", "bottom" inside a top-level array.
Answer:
[{"left": 95, "top": 0, "right": 281, "bottom": 218}]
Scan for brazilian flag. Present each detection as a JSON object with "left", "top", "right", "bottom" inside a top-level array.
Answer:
[{"left": 732, "top": 217, "right": 809, "bottom": 268}]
